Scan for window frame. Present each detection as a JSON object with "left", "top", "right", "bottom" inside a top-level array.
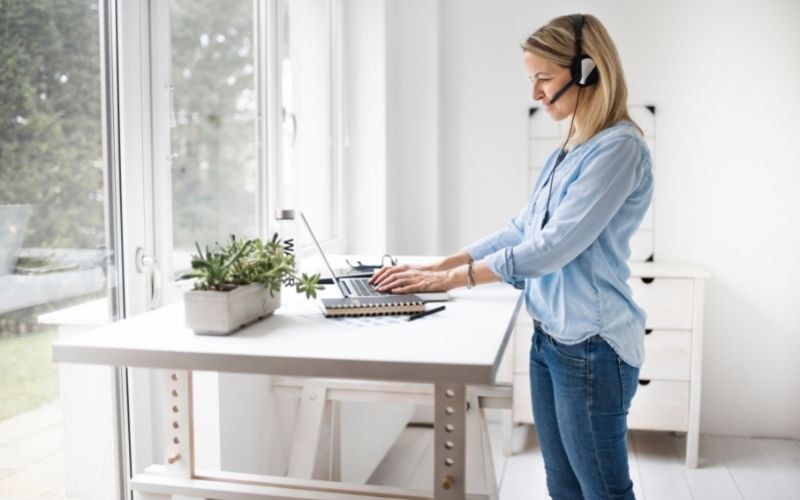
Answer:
[{"left": 271, "top": 0, "right": 347, "bottom": 257}]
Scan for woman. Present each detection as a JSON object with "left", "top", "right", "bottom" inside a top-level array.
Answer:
[{"left": 370, "top": 13, "right": 651, "bottom": 500}]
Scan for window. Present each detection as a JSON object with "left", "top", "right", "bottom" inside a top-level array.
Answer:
[
  {"left": 168, "top": 0, "right": 260, "bottom": 274},
  {"left": 160, "top": 0, "right": 342, "bottom": 282}
]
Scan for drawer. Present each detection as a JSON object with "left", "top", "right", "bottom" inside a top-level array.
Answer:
[
  {"left": 641, "top": 330, "right": 691, "bottom": 381},
  {"left": 629, "top": 278, "right": 694, "bottom": 330},
  {"left": 512, "top": 376, "right": 690, "bottom": 430},
  {"left": 513, "top": 374, "right": 534, "bottom": 424},
  {"left": 514, "top": 324, "right": 533, "bottom": 373},
  {"left": 628, "top": 380, "right": 689, "bottom": 432}
]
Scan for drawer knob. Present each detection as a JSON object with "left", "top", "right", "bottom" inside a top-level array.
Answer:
[
  {"left": 641, "top": 277, "right": 655, "bottom": 284},
  {"left": 645, "top": 329, "right": 653, "bottom": 335},
  {"left": 638, "top": 379, "right": 651, "bottom": 386}
]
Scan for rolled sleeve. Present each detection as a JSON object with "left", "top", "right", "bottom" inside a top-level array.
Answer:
[{"left": 484, "top": 246, "right": 516, "bottom": 281}]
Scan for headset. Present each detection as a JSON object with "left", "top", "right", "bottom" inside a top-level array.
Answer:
[
  {"left": 548, "top": 14, "right": 599, "bottom": 105},
  {"left": 540, "top": 14, "right": 599, "bottom": 229}
]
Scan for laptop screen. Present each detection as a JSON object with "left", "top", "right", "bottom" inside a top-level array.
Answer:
[{"left": 298, "top": 212, "right": 344, "bottom": 291}]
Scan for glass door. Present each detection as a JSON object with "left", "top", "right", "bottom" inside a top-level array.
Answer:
[{"left": 0, "top": 0, "right": 124, "bottom": 497}]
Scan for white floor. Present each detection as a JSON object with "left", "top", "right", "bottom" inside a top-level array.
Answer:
[{"left": 369, "top": 419, "right": 800, "bottom": 500}]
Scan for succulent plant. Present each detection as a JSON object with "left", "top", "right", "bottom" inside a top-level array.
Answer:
[{"left": 182, "top": 234, "right": 323, "bottom": 299}]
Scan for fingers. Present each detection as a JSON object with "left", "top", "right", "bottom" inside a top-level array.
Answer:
[
  {"left": 388, "top": 270, "right": 447, "bottom": 294},
  {"left": 375, "top": 271, "right": 413, "bottom": 292},
  {"left": 381, "top": 274, "right": 431, "bottom": 294},
  {"left": 368, "top": 268, "right": 384, "bottom": 285},
  {"left": 369, "top": 264, "right": 406, "bottom": 285}
]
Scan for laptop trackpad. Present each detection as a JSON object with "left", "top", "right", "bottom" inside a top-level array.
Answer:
[{"left": 415, "top": 292, "right": 451, "bottom": 302}]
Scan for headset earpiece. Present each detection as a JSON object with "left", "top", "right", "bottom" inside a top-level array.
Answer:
[{"left": 578, "top": 56, "right": 598, "bottom": 86}]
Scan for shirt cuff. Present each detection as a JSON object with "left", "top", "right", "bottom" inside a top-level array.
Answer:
[{"left": 484, "top": 247, "right": 515, "bottom": 283}]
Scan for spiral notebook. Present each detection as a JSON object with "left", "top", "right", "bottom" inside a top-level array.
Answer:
[{"left": 320, "top": 295, "right": 425, "bottom": 317}]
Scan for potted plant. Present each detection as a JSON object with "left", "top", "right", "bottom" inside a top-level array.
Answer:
[{"left": 182, "top": 234, "right": 322, "bottom": 335}]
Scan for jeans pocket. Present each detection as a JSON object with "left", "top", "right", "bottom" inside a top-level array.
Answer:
[
  {"left": 617, "top": 357, "right": 640, "bottom": 411},
  {"left": 546, "top": 334, "right": 587, "bottom": 366}
]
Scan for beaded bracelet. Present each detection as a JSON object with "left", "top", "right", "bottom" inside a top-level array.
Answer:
[{"left": 466, "top": 257, "right": 475, "bottom": 289}]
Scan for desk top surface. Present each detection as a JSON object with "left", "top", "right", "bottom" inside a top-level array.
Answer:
[{"left": 53, "top": 283, "right": 522, "bottom": 385}]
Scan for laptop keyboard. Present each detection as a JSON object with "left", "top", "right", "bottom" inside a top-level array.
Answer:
[{"left": 348, "top": 278, "right": 389, "bottom": 297}]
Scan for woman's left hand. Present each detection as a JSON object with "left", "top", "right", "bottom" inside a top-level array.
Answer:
[{"left": 372, "top": 266, "right": 452, "bottom": 294}]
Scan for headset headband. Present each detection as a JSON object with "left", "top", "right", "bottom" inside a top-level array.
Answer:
[{"left": 569, "top": 14, "right": 585, "bottom": 81}]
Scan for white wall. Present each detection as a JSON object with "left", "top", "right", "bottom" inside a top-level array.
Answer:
[
  {"left": 365, "top": 0, "right": 800, "bottom": 438},
  {"left": 344, "top": 0, "right": 388, "bottom": 254},
  {"left": 385, "top": 0, "right": 442, "bottom": 255}
]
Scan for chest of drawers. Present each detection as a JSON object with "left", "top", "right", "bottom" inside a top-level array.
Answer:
[{"left": 497, "top": 261, "right": 709, "bottom": 467}]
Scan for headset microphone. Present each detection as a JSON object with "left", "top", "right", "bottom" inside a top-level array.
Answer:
[{"left": 548, "top": 75, "right": 578, "bottom": 105}]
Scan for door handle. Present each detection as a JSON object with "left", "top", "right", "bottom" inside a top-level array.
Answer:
[{"left": 135, "top": 247, "right": 162, "bottom": 309}]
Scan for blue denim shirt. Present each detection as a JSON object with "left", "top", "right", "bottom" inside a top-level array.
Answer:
[{"left": 465, "top": 121, "right": 653, "bottom": 367}]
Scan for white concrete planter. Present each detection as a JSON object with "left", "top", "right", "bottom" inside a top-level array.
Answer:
[
  {"left": 185, "top": 284, "right": 281, "bottom": 335},
  {"left": 262, "top": 288, "right": 282, "bottom": 317}
]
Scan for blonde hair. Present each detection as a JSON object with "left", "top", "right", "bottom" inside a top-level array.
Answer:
[{"left": 522, "top": 14, "right": 641, "bottom": 146}]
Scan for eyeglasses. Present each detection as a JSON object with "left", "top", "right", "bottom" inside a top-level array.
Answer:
[{"left": 345, "top": 254, "right": 397, "bottom": 271}]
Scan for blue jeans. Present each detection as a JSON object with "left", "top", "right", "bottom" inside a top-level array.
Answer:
[{"left": 529, "top": 324, "right": 639, "bottom": 500}]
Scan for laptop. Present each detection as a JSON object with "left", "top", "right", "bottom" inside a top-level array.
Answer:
[{"left": 299, "top": 213, "right": 450, "bottom": 302}]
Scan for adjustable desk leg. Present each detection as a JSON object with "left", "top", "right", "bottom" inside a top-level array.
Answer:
[
  {"left": 434, "top": 384, "right": 466, "bottom": 499},
  {"left": 161, "top": 370, "right": 194, "bottom": 478},
  {"left": 133, "top": 370, "right": 194, "bottom": 500},
  {"left": 162, "top": 370, "right": 194, "bottom": 478}
]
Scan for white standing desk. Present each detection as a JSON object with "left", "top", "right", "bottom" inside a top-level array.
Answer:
[{"left": 53, "top": 283, "right": 522, "bottom": 500}]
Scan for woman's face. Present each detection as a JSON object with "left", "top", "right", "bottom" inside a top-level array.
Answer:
[{"left": 524, "top": 51, "right": 578, "bottom": 122}]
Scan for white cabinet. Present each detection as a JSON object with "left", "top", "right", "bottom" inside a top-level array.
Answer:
[{"left": 502, "top": 262, "right": 709, "bottom": 467}]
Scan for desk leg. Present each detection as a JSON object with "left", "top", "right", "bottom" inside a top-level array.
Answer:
[
  {"left": 465, "top": 396, "right": 499, "bottom": 500},
  {"left": 162, "top": 370, "right": 194, "bottom": 478},
  {"left": 287, "top": 380, "right": 331, "bottom": 479},
  {"left": 434, "top": 384, "right": 466, "bottom": 499}
]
